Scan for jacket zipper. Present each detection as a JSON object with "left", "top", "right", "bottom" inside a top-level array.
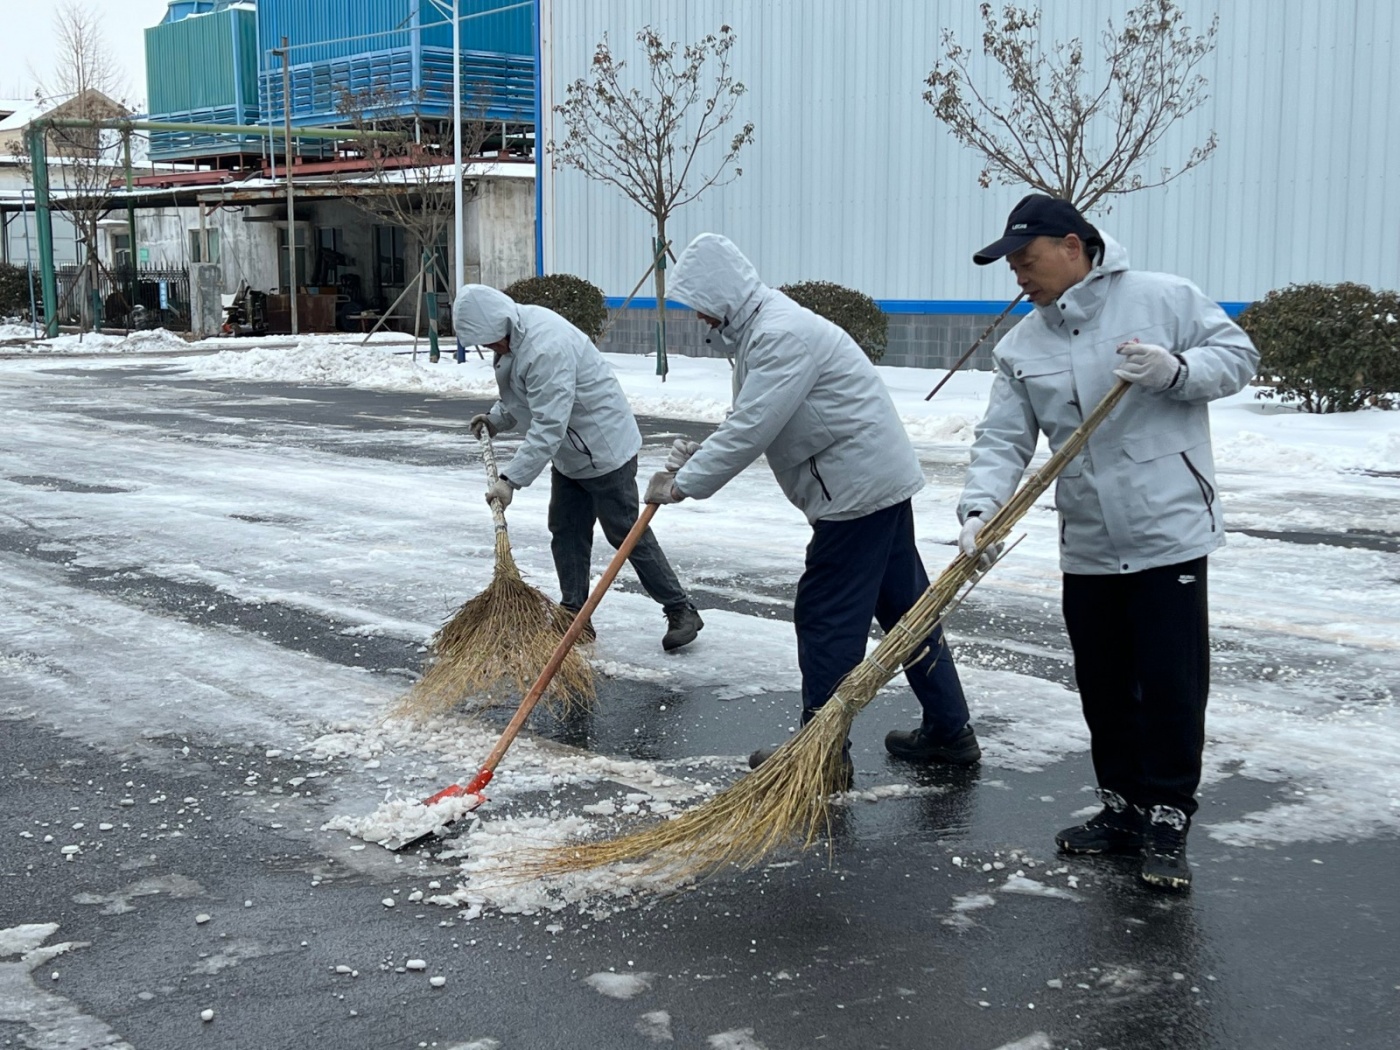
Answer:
[
  {"left": 1180, "top": 452, "right": 1216, "bottom": 531},
  {"left": 808, "top": 457, "right": 832, "bottom": 501}
]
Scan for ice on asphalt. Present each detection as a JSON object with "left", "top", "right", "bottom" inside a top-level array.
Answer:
[{"left": 1, "top": 338, "right": 1397, "bottom": 921}]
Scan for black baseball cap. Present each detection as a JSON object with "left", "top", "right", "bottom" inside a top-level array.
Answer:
[{"left": 973, "top": 194, "right": 1099, "bottom": 265}]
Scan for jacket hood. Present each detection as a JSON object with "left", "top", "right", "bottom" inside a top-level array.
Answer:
[
  {"left": 1093, "top": 230, "right": 1129, "bottom": 275},
  {"left": 453, "top": 284, "right": 519, "bottom": 345},
  {"left": 669, "top": 234, "right": 767, "bottom": 327}
]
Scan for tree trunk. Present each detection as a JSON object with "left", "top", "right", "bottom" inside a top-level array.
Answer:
[{"left": 652, "top": 219, "right": 668, "bottom": 381}]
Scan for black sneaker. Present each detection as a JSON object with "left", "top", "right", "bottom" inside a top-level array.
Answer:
[
  {"left": 884, "top": 723, "right": 981, "bottom": 765},
  {"left": 661, "top": 603, "right": 703, "bottom": 651},
  {"left": 554, "top": 605, "right": 596, "bottom": 644},
  {"left": 1056, "top": 792, "right": 1145, "bottom": 855},
  {"left": 748, "top": 745, "right": 854, "bottom": 793},
  {"left": 1140, "top": 805, "right": 1192, "bottom": 891}
]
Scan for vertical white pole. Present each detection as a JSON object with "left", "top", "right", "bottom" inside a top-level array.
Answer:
[{"left": 452, "top": 0, "right": 464, "bottom": 294}]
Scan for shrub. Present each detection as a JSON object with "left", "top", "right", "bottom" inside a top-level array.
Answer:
[
  {"left": 779, "top": 280, "right": 888, "bottom": 363},
  {"left": 0, "top": 262, "right": 38, "bottom": 319},
  {"left": 1238, "top": 282, "right": 1400, "bottom": 413},
  {"left": 503, "top": 273, "right": 608, "bottom": 342}
]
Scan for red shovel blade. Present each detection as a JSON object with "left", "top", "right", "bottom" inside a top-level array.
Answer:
[{"left": 383, "top": 770, "right": 495, "bottom": 851}]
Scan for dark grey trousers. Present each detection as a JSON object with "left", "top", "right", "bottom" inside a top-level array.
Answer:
[{"left": 548, "top": 456, "right": 689, "bottom": 613}]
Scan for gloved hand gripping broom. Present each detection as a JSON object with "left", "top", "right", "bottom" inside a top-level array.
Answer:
[
  {"left": 532, "top": 378, "right": 1132, "bottom": 879},
  {"left": 398, "top": 429, "right": 593, "bottom": 719}
]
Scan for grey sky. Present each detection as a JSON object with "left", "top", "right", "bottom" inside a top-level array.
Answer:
[{"left": 1, "top": 0, "right": 169, "bottom": 107}]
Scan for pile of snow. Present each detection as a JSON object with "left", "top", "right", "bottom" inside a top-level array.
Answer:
[{"left": 0, "top": 326, "right": 190, "bottom": 354}]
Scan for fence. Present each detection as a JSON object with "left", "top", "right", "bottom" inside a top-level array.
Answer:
[{"left": 53, "top": 264, "right": 192, "bottom": 332}]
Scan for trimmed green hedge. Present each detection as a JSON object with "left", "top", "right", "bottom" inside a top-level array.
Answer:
[
  {"left": 504, "top": 273, "right": 608, "bottom": 342},
  {"left": 779, "top": 280, "right": 888, "bottom": 363},
  {"left": 1239, "top": 282, "right": 1400, "bottom": 413}
]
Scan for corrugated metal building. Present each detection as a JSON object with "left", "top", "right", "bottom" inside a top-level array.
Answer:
[{"left": 538, "top": 0, "right": 1400, "bottom": 366}]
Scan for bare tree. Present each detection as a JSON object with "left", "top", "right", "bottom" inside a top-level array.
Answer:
[
  {"left": 552, "top": 25, "right": 754, "bottom": 378},
  {"left": 25, "top": 1, "right": 131, "bottom": 331},
  {"left": 334, "top": 85, "right": 495, "bottom": 352},
  {"left": 925, "top": 0, "right": 1218, "bottom": 212}
]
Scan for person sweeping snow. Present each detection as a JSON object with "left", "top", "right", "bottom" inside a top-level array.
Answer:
[
  {"left": 643, "top": 233, "right": 981, "bottom": 787},
  {"left": 452, "top": 284, "right": 704, "bottom": 652},
  {"left": 962, "top": 194, "right": 1259, "bottom": 890}
]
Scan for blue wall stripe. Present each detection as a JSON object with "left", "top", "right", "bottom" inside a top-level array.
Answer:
[{"left": 605, "top": 297, "right": 1253, "bottom": 318}]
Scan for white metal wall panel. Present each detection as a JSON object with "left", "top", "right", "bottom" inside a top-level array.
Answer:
[{"left": 543, "top": 1, "right": 1400, "bottom": 304}]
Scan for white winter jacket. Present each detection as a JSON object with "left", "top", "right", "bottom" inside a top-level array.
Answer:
[
  {"left": 452, "top": 285, "right": 642, "bottom": 485},
  {"left": 668, "top": 234, "right": 924, "bottom": 524},
  {"left": 958, "top": 233, "right": 1259, "bottom": 574}
]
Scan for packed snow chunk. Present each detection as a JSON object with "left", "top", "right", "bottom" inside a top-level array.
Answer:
[
  {"left": 405, "top": 959, "right": 427, "bottom": 971},
  {"left": 381, "top": 898, "right": 395, "bottom": 908},
  {"left": 200, "top": 1009, "right": 214, "bottom": 1022},
  {"left": 324, "top": 791, "right": 482, "bottom": 848},
  {"left": 999, "top": 874, "right": 1082, "bottom": 902},
  {"left": 429, "top": 975, "right": 447, "bottom": 988},
  {"left": 706, "top": 1029, "right": 769, "bottom": 1050},
  {"left": 0, "top": 923, "right": 61, "bottom": 958},
  {"left": 635, "top": 1010, "right": 674, "bottom": 1043},
  {"left": 988, "top": 1034, "right": 1053, "bottom": 1050},
  {"left": 584, "top": 971, "right": 655, "bottom": 1000},
  {"left": 195, "top": 914, "right": 211, "bottom": 925}
]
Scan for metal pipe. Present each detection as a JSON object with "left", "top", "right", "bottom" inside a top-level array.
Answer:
[
  {"left": 44, "top": 117, "right": 394, "bottom": 141},
  {"left": 123, "top": 130, "right": 138, "bottom": 326},
  {"left": 275, "top": 36, "right": 298, "bottom": 336},
  {"left": 452, "top": 0, "right": 464, "bottom": 293},
  {"left": 20, "top": 188, "right": 38, "bottom": 338}
]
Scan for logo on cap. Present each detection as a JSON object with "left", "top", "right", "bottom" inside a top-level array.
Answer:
[{"left": 1011, "top": 223, "right": 1028, "bottom": 230}]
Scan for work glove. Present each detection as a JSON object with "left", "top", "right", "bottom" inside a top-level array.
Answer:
[
  {"left": 469, "top": 413, "right": 498, "bottom": 438},
  {"left": 643, "top": 470, "right": 685, "bottom": 505},
  {"left": 485, "top": 477, "right": 515, "bottom": 510},
  {"left": 1113, "top": 341, "right": 1183, "bottom": 392},
  {"left": 665, "top": 438, "right": 703, "bottom": 472},
  {"left": 958, "top": 514, "right": 1002, "bottom": 572}
]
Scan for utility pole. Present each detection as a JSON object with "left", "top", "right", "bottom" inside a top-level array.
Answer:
[
  {"left": 274, "top": 36, "right": 298, "bottom": 335},
  {"left": 452, "top": 0, "right": 464, "bottom": 295}
]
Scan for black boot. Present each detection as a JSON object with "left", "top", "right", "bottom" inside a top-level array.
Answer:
[
  {"left": 748, "top": 745, "right": 854, "bottom": 793},
  {"left": 662, "top": 603, "right": 703, "bottom": 651},
  {"left": 1140, "top": 805, "right": 1192, "bottom": 891},
  {"left": 554, "top": 604, "right": 596, "bottom": 644},
  {"left": 1056, "top": 791, "right": 1144, "bottom": 855},
  {"left": 883, "top": 723, "right": 981, "bottom": 765}
]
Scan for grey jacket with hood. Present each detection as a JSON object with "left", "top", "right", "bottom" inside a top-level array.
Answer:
[
  {"left": 668, "top": 234, "right": 924, "bottom": 524},
  {"left": 959, "top": 232, "right": 1258, "bottom": 574},
  {"left": 452, "top": 284, "right": 641, "bottom": 486}
]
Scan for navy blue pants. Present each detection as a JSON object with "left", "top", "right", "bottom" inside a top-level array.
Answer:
[
  {"left": 794, "top": 499, "right": 971, "bottom": 735},
  {"left": 1062, "top": 557, "right": 1210, "bottom": 816},
  {"left": 548, "top": 456, "right": 689, "bottom": 613}
]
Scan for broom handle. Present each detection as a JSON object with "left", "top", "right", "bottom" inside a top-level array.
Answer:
[
  {"left": 478, "top": 431, "right": 509, "bottom": 533},
  {"left": 425, "top": 503, "right": 661, "bottom": 804}
]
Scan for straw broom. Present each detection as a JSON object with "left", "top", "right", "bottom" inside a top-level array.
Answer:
[
  {"left": 397, "top": 430, "right": 593, "bottom": 719},
  {"left": 529, "top": 378, "right": 1131, "bottom": 878}
]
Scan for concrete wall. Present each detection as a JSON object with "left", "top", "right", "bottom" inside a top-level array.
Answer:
[
  {"left": 466, "top": 176, "right": 535, "bottom": 290},
  {"left": 596, "top": 305, "right": 1021, "bottom": 370}
]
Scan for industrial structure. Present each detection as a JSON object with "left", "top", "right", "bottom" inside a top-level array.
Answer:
[{"left": 538, "top": 0, "right": 1400, "bottom": 367}]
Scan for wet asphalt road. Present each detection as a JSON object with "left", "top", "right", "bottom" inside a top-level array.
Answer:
[{"left": 2, "top": 364, "right": 1397, "bottom": 1050}]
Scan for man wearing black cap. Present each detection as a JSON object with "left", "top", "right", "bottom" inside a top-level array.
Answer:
[{"left": 958, "top": 194, "right": 1258, "bottom": 890}]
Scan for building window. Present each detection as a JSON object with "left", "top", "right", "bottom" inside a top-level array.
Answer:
[
  {"left": 374, "top": 225, "right": 406, "bottom": 291},
  {"left": 277, "top": 225, "right": 308, "bottom": 291},
  {"left": 189, "top": 228, "right": 221, "bottom": 264},
  {"left": 112, "top": 232, "right": 132, "bottom": 270}
]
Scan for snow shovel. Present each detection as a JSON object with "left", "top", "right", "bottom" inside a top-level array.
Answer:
[{"left": 385, "top": 503, "right": 662, "bottom": 851}]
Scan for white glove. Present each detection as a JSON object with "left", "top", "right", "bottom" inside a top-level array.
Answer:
[
  {"left": 1113, "top": 341, "right": 1182, "bottom": 392},
  {"left": 958, "top": 515, "right": 1002, "bottom": 571},
  {"left": 469, "top": 413, "right": 498, "bottom": 438},
  {"left": 644, "top": 470, "right": 685, "bottom": 505},
  {"left": 485, "top": 477, "right": 515, "bottom": 509},
  {"left": 665, "top": 438, "right": 702, "bottom": 472}
]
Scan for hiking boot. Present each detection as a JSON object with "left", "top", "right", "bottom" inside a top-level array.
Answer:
[
  {"left": 1056, "top": 791, "right": 1145, "bottom": 855},
  {"left": 1140, "top": 805, "right": 1192, "bottom": 891},
  {"left": 662, "top": 603, "right": 704, "bottom": 651},
  {"left": 748, "top": 745, "right": 855, "bottom": 793},
  {"left": 883, "top": 723, "right": 981, "bottom": 765},
  {"left": 554, "top": 604, "right": 596, "bottom": 644}
]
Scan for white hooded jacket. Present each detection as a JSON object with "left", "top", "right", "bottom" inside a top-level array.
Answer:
[
  {"left": 667, "top": 234, "right": 924, "bottom": 523},
  {"left": 959, "top": 233, "right": 1259, "bottom": 574},
  {"left": 452, "top": 285, "right": 641, "bottom": 485}
]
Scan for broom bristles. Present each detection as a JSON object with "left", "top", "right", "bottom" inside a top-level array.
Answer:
[{"left": 397, "top": 533, "right": 594, "bottom": 721}]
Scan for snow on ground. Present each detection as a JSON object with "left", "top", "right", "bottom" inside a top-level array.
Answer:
[{"left": 1, "top": 340, "right": 1397, "bottom": 919}]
